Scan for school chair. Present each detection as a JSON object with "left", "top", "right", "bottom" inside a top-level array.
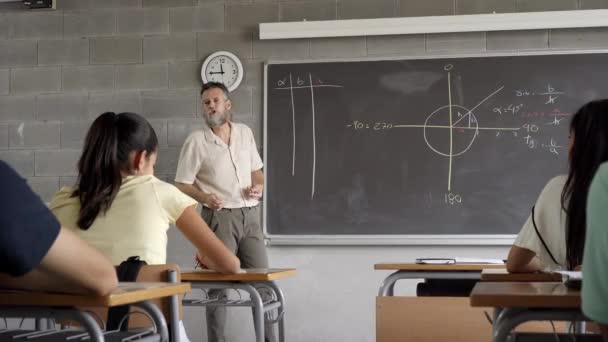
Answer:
[{"left": 61, "top": 264, "right": 184, "bottom": 342}]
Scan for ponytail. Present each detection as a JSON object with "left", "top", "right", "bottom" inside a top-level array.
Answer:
[{"left": 73, "top": 112, "right": 158, "bottom": 230}]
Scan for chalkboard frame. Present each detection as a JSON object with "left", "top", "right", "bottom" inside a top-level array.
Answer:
[{"left": 262, "top": 49, "right": 607, "bottom": 245}]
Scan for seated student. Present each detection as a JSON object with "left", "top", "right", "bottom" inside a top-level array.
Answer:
[
  {"left": 50, "top": 112, "right": 240, "bottom": 341},
  {"left": 49, "top": 112, "right": 240, "bottom": 272},
  {"left": 507, "top": 99, "right": 608, "bottom": 272},
  {"left": 0, "top": 161, "right": 118, "bottom": 295},
  {"left": 582, "top": 162, "right": 608, "bottom": 342}
]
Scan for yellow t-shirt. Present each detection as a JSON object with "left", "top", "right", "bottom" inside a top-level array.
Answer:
[{"left": 50, "top": 175, "right": 197, "bottom": 265}]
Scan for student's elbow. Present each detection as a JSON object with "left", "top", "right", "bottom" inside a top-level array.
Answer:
[
  {"left": 90, "top": 267, "right": 119, "bottom": 296},
  {"left": 218, "top": 257, "right": 241, "bottom": 274},
  {"left": 506, "top": 259, "right": 522, "bottom": 273},
  {"left": 506, "top": 245, "right": 533, "bottom": 273}
]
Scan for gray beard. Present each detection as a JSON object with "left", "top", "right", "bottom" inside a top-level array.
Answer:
[{"left": 204, "top": 112, "right": 227, "bottom": 127}]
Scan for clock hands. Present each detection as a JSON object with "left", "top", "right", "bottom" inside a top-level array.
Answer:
[{"left": 209, "top": 64, "right": 226, "bottom": 76}]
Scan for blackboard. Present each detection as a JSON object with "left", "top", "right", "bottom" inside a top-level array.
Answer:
[{"left": 263, "top": 52, "right": 607, "bottom": 241}]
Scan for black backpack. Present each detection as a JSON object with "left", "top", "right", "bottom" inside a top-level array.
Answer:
[{"left": 107, "top": 256, "right": 147, "bottom": 331}]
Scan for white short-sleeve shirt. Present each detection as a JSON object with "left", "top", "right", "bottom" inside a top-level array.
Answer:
[
  {"left": 513, "top": 175, "right": 568, "bottom": 271},
  {"left": 175, "top": 122, "right": 263, "bottom": 209}
]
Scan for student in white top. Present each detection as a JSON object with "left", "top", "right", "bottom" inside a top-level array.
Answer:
[
  {"left": 50, "top": 112, "right": 240, "bottom": 274},
  {"left": 508, "top": 99, "right": 608, "bottom": 272}
]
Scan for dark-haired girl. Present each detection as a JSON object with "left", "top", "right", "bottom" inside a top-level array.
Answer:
[
  {"left": 50, "top": 112, "right": 240, "bottom": 273},
  {"left": 507, "top": 99, "right": 608, "bottom": 272}
]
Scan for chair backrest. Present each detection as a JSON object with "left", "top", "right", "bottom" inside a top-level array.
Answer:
[{"left": 127, "top": 263, "right": 183, "bottom": 328}]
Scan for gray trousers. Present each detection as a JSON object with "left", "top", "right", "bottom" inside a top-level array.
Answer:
[{"left": 201, "top": 206, "right": 276, "bottom": 342}]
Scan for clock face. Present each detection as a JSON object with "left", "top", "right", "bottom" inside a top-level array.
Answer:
[{"left": 202, "top": 52, "right": 243, "bottom": 91}]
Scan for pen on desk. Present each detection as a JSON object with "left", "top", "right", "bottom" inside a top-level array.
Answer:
[{"left": 194, "top": 259, "right": 201, "bottom": 269}]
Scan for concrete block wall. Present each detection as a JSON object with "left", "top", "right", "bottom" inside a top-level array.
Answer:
[{"left": 2, "top": 1, "right": 608, "bottom": 341}]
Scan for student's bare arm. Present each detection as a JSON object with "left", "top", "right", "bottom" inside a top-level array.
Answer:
[
  {"left": 0, "top": 227, "right": 118, "bottom": 295},
  {"left": 506, "top": 245, "right": 543, "bottom": 273},
  {"left": 176, "top": 205, "right": 240, "bottom": 274}
]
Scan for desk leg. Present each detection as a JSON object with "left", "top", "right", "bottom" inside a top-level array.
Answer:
[
  {"left": 574, "top": 321, "right": 586, "bottom": 333},
  {"left": 0, "top": 307, "right": 104, "bottom": 342},
  {"left": 266, "top": 281, "right": 286, "bottom": 342},
  {"left": 133, "top": 301, "right": 169, "bottom": 342},
  {"left": 241, "top": 284, "right": 265, "bottom": 342},
  {"left": 35, "top": 318, "right": 47, "bottom": 330},
  {"left": 168, "top": 269, "right": 180, "bottom": 342},
  {"left": 71, "top": 310, "right": 105, "bottom": 342},
  {"left": 493, "top": 309, "right": 589, "bottom": 342},
  {"left": 378, "top": 271, "right": 402, "bottom": 296}
]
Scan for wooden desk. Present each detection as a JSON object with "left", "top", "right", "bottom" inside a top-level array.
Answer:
[
  {"left": 375, "top": 263, "right": 505, "bottom": 342},
  {"left": 181, "top": 268, "right": 295, "bottom": 342},
  {"left": 181, "top": 268, "right": 295, "bottom": 282},
  {"left": 0, "top": 282, "right": 191, "bottom": 342},
  {"left": 375, "top": 263, "right": 505, "bottom": 296},
  {"left": 470, "top": 282, "right": 592, "bottom": 342},
  {"left": 481, "top": 269, "right": 562, "bottom": 282}
]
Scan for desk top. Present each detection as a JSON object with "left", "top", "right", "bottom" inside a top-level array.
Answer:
[
  {"left": 181, "top": 268, "right": 296, "bottom": 282},
  {"left": 481, "top": 269, "right": 562, "bottom": 282},
  {"left": 374, "top": 263, "right": 505, "bottom": 271},
  {"left": 0, "top": 282, "right": 191, "bottom": 307},
  {"left": 470, "top": 282, "right": 579, "bottom": 308}
]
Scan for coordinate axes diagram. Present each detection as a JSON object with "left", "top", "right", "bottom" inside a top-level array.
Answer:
[
  {"left": 274, "top": 73, "right": 343, "bottom": 200},
  {"left": 392, "top": 64, "right": 520, "bottom": 192}
]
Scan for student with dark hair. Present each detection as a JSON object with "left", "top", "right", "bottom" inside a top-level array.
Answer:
[
  {"left": 50, "top": 112, "right": 240, "bottom": 271},
  {"left": 50, "top": 112, "right": 240, "bottom": 341},
  {"left": 0, "top": 161, "right": 118, "bottom": 295},
  {"left": 507, "top": 99, "right": 608, "bottom": 272}
]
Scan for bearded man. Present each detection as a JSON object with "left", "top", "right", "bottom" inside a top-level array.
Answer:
[{"left": 175, "top": 82, "right": 274, "bottom": 342}]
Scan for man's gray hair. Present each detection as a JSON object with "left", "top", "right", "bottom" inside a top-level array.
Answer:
[{"left": 201, "top": 82, "right": 230, "bottom": 100}]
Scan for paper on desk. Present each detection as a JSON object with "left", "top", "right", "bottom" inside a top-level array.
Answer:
[
  {"left": 453, "top": 257, "right": 505, "bottom": 265},
  {"left": 415, "top": 258, "right": 455, "bottom": 265},
  {"left": 554, "top": 270, "right": 582, "bottom": 280}
]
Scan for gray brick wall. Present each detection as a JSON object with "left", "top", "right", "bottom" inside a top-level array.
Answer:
[
  {"left": 115, "top": 64, "right": 168, "bottom": 89},
  {"left": 0, "top": 123, "right": 8, "bottom": 149},
  {"left": 38, "top": 39, "right": 89, "bottom": 66},
  {"left": 8, "top": 121, "right": 60, "bottom": 149},
  {"left": 0, "top": 3, "right": 604, "bottom": 203},
  {"left": 0, "top": 41, "right": 37, "bottom": 68},
  {"left": 0, "top": 69, "right": 8, "bottom": 95},
  {"left": 63, "top": 10, "right": 116, "bottom": 37}
]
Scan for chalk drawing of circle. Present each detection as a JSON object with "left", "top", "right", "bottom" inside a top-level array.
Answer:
[{"left": 423, "top": 104, "right": 479, "bottom": 157}]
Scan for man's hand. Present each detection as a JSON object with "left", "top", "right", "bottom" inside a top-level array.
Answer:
[
  {"left": 246, "top": 184, "right": 263, "bottom": 200},
  {"left": 204, "top": 193, "right": 225, "bottom": 210}
]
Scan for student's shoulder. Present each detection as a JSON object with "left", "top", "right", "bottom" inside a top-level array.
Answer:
[
  {"left": 544, "top": 175, "right": 567, "bottom": 192},
  {"left": 149, "top": 176, "right": 187, "bottom": 197},
  {"left": 149, "top": 177, "right": 197, "bottom": 209},
  {"left": 534, "top": 175, "right": 567, "bottom": 206},
  {"left": 49, "top": 186, "right": 78, "bottom": 210}
]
